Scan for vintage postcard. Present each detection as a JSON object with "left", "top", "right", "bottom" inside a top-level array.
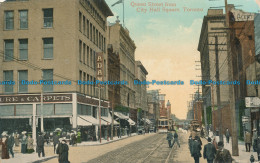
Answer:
[{"left": 0, "top": 0, "right": 260, "bottom": 162}]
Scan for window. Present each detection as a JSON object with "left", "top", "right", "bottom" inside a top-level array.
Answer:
[
  {"left": 16, "top": 104, "right": 32, "bottom": 116},
  {"left": 87, "top": 74, "right": 89, "bottom": 95},
  {"left": 42, "top": 69, "right": 53, "bottom": 92},
  {"left": 96, "top": 29, "right": 98, "bottom": 45},
  {"left": 4, "top": 70, "right": 13, "bottom": 93},
  {"left": 4, "top": 40, "right": 14, "bottom": 61},
  {"left": 19, "top": 39, "right": 28, "bottom": 60},
  {"left": 83, "top": 15, "right": 85, "bottom": 34},
  {"left": 104, "top": 59, "right": 106, "bottom": 77},
  {"left": 87, "top": 46, "right": 89, "bottom": 66},
  {"left": 43, "top": 38, "right": 53, "bottom": 59},
  {"left": 19, "top": 10, "right": 28, "bottom": 29},
  {"left": 90, "top": 49, "right": 93, "bottom": 68},
  {"left": 90, "top": 23, "right": 92, "bottom": 41},
  {"left": 43, "top": 8, "right": 53, "bottom": 28},
  {"left": 79, "top": 70, "right": 82, "bottom": 93},
  {"left": 101, "top": 108, "right": 108, "bottom": 117},
  {"left": 79, "top": 40, "right": 82, "bottom": 62},
  {"left": 4, "top": 11, "right": 14, "bottom": 30},
  {"left": 104, "top": 38, "right": 106, "bottom": 53},
  {"left": 93, "top": 51, "right": 96, "bottom": 70},
  {"left": 93, "top": 26, "right": 95, "bottom": 43},
  {"left": 79, "top": 12, "right": 82, "bottom": 32},
  {"left": 87, "top": 19, "right": 89, "bottom": 38},
  {"left": 83, "top": 43, "right": 86, "bottom": 64},
  {"left": 18, "top": 70, "right": 28, "bottom": 93},
  {"left": 83, "top": 72, "right": 86, "bottom": 94}
]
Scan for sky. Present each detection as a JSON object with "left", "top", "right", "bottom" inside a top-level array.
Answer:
[
  {"left": 104, "top": 0, "right": 260, "bottom": 119},
  {"left": 0, "top": 0, "right": 259, "bottom": 119}
]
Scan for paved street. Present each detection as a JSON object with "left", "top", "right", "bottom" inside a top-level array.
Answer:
[{"left": 2, "top": 132, "right": 209, "bottom": 163}]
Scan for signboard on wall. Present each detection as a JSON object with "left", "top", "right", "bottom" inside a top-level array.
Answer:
[
  {"left": 96, "top": 52, "right": 104, "bottom": 83},
  {"left": 245, "top": 97, "right": 260, "bottom": 107}
]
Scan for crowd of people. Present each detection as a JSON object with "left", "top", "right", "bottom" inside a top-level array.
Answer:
[{"left": 0, "top": 129, "right": 71, "bottom": 163}]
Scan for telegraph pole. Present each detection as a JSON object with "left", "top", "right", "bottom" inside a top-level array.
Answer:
[
  {"left": 225, "top": 0, "right": 239, "bottom": 156},
  {"left": 215, "top": 35, "right": 223, "bottom": 142}
]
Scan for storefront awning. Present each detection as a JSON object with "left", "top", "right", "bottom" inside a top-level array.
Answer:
[
  {"left": 101, "top": 116, "right": 119, "bottom": 125},
  {"left": 127, "top": 118, "right": 136, "bottom": 126},
  {"left": 78, "top": 116, "right": 107, "bottom": 126},
  {"left": 142, "top": 118, "right": 152, "bottom": 125},
  {"left": 114, "top": 112, "right": 129, "bottom": 119},
  {"left": 114, "top": 112, "right": 136, "bottom": 125},
  {"left": 77, "top": 116, "right": 92, "bottom": 126}
]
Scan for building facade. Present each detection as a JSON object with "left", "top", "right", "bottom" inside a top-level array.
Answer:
[{"left": 0, "top": 0, "right": 113, "bottom": 142}]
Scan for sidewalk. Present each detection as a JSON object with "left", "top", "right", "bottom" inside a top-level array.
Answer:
[
  {"left": 0, "top": 133, "right": 153, "bottom": 163},
  {"left": 223, "top": 136, "right": 258, "bottom": 163}
]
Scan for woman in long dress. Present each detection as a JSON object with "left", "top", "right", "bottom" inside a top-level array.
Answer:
[
  {"left": 21, "top": 132, "right": 28, "bottom": 154},
  {"left": 0, "top": 132, "right": 10, "bottom": 159},
  {"left": 27, "top": 135, "right": 34, "bottom": 153},
  {"left": 14, "top": 132, "right": 20, "bottom": 147}
]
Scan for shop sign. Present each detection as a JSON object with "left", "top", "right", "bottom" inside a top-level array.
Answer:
[
  {"left": 77, "top": 94, "right": 109, "bottom": 107},
  {"left": 0, "top": 94, "right": 72, "bottom": 104},
  {"left": 245, "top": 97, "right": 260, "bottom": 107}
]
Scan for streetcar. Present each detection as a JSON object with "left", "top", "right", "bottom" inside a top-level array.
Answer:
[{"left": 158, "top": 117, "right": 168, "bottom": 133}]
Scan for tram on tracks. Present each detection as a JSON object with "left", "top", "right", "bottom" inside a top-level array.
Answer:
[{"left": 158, "top": 117, "right": 169, "bottom": 133}]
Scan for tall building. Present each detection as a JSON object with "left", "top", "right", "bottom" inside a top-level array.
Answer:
[
  {"left": 135, "top": 61, "right": 148, "bottom": 123},
  {"left": 147, "top": 89, "right": 160, "bottom": 125},
  {"left": 0, "top": 0, "right": 113, "bottom": 142},
  {"left": 107, "top": 19, "right": 136, "bottom": 120}
]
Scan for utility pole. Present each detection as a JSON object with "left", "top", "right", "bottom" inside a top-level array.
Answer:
[
  {"left": 225, "top": 0, "right": 239, "bottom": 156},
  {"left": 215, "top": 35, "right": 223, "bottom": 142}
]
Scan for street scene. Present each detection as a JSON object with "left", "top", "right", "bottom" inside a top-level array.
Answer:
[{"left": 1, "top": 0, "right": 260, "bottom": 162}]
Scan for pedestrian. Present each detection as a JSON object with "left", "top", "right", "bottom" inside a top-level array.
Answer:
[
  {"left": 166, "top": 131, "right": 173, "bottom": 148},
  {"left": 21, "top": 131, "right": 28, "bottom": 154},
  {"left": 53, "top": 132, "right": 60, "bottom": 154},
  {"left": 77, "top": 130, "right": 81, "bottom": 143},
  {"left": 117, "top": 127, "right": 121, "bottom": 138},
  {"left": 203, "top": 137, "right": 216, "bottom": 163},
  {"left": 214, "top": 141, "right": 232, "bottom": 163},
  {"left": 14, "top": 132, "right": 19, "bottom": 147},
  {"left": 245, "top": 130, "right": 252, "bottom": 152},
  {"left": 188, "top": 135, "right": 193, "bottom": 154},
  {"left": 253, "top": 135, "right": 260, "bottom": 161},
  {"left": 191, "top": 136, "right": 202, "bottom": 163},
  {"left": 7, "top": 132, "right": 15, "bottom": 158},
  {"left": 37, "top": 132, "right": 45, "bottom": 158},
  {"left": 172, "top": 130, "right": 180, "bottom": 148},
  {"left": 225, "top": 128, "right": 230, "bottom": 144},
  {"left": 56, "top": 138, "right": 70, "bottom": 163},
  {"left": 0, "top": 132, "right": 10, "bottom": 159},
  {"left": 27, "top": 135, "right": 34, "bottom": 153}
]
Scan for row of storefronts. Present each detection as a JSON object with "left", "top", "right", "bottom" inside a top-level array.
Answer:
[{"left": 0, "top": 93, "right": 136, "bottom": 142}]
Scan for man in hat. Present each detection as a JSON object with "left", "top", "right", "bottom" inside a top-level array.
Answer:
[
  {"left": 0, "top": 132, "right": 10, "bottom": 159},
  {"left": 214, "top": 141, "right": 232, "bottom": 163},
  {"left": 166, "top": 131, "right": 173, "bottom": 148},
  {"left": 225, "top": 128, "right": 230, "bottom": 144},
  {"left": 7, "top": 133, "right": 15, "bottom": 158},
  {"left": 245, "top": 130, "right": 252, "bottom": 152},
  {"left": 37, "top": 132, "right": 45, "bottom": 157},
  {"left": 203, "top": 137, "right": 216, "bottom": 163},
  {"left": 191, "top": 136, "right": 202, "bottom": 163},
  {"left": 53, "top": 132, "right": 60, "bottom": 154},
  {"left": 172, "top": 130, "right": 180, "bottom": 148},
  {"left": 56, "top": 138, "right": 70, "bottom": 163}
]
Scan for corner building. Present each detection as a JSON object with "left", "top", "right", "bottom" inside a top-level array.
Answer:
[{"left": 0, "top": 0, "right": 113, "bottom": 142}]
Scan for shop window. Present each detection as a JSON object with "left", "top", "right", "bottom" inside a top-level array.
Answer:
[
  {"left": 0, "top": 105, "right": 14, "bottom": 116},
  {"left": 16, "top": 104, "right": 32, "bottom": 116},
  {"left": 36, "top": 104, "right": 54, "bottom": 115},
  {"left": 55, "top": 104, "right": 72, "bottom": 115}
]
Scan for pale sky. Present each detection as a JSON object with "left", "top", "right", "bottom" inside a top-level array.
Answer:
[{"left": 0, "top": 0, "right": 259, "bottom": 119}]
